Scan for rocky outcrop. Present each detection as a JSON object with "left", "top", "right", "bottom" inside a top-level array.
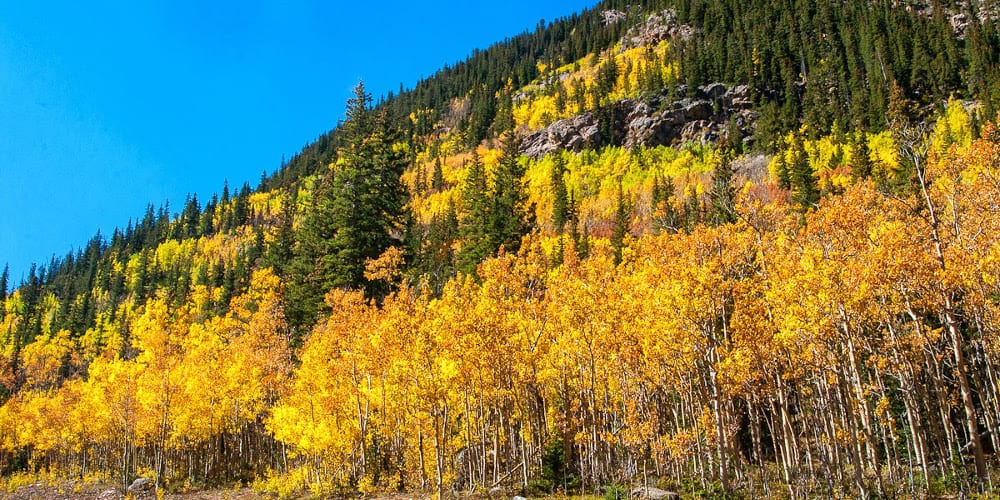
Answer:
[
  {"left": 521, "top": 83, "right": 757, "bottom": 158},
  {"left": 622, "top": 9, "right": 697, "bottom": 48},
  {"left": 521, "top": 112, "right": 601, "bottom": 158},
  {"left": 602, "top": 9, "right": 627, "bottom": 26}
]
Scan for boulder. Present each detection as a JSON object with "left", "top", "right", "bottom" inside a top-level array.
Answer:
[
  {"left": 702, "top": 82, "right": 727, "bottom": 100},
  {"left": 127, "top": 477, "right": 153, "bottom": 494},
  {"left": 630, "top": 486, "right": 680, "bottom": 499}
]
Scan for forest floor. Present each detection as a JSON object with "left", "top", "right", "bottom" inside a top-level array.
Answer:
[
  {"left": 1, "top": 481, "right": 438, "bottom": 500},
  {"left": 2, "top": 480, "right": 264, "bottom": 499}
]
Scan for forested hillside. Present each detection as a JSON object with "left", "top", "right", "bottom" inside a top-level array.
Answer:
[{"left": 4, "top": 0, "right": 1000, "bottom": 497}]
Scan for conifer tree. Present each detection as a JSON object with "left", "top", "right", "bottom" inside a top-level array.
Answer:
[
  {"left": 456, "top": 152, "right": 491, "bottom": 275},
  {"left": 414, "top": 162, "right": 427, "bottom": 195},
  {"left": 566, "top": 190, "right": 588, "bottom": 260},
  {"left": 550, "top": 154, "right": 569, "bottom": 233},
  {"left": 611, "top": 182, "right": 631, "bottom": 265},
  {"left": 0, "top": 264, "right": 7, "bottom": 302},
  {"left": 652, "top": 176, "right": 679, "bottom": 233},
  {"left": 488, "top": 131, "right": 531, "bottom": 254},
  {"left": 431, "top": 156, "right": 445, "bottom": 192},
  {"left": 851, "top": 131, "right": 873, "bottom": 180},
  {"left": 287, "top": 81, "right": 407, "bottom": 330},
  {"left": 789, "top": 135, "right": 819, "bottom": 211},
  {"left": 709, "top": 150, "right": 737, "bottom": 225}
]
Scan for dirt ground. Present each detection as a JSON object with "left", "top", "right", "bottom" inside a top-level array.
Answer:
[
  {"left": 1, "top": 482, "right": 436, "bottom": 500},
  {"left": 1, "top": 482, "right": 264, "bottom": 499}
]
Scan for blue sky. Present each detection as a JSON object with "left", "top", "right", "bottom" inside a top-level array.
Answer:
[{"left": 0, "top": 0, "right": 598, "bottom": 287}]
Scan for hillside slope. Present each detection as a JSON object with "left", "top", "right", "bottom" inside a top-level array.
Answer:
[{"left": 4, "top": 0, "right": 1000, "bottom": 497}]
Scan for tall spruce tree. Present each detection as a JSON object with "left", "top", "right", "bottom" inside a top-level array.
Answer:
[
  {"left": 431, "top": 156, "right": 445, "bottom": 192},
  {"left": 611, "top": 182, "right": 631, "bottom": 265},
  {"left": 488, "top": 131, "right": 531, "bottom": 255},
  {"left": 0, "top": 264, "right": 7, "bottom": 302},
  {"left": 550, "top": 154, "right": 569, "bottom": 233},
  {"left": 456, "top": 151, "right": 492, "bottom": 275},
  {"left": 709, "top": 150, "right": 737, "bottom": 225},
  {"left": 287, "top": 81, "right": 407, "bottom": 331},
  {"left": 788, "top": 135, "right": 820, "bottom": 211}
]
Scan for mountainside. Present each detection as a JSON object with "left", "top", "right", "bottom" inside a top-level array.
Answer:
[{"left": 5, "top": 0, "right": 1000, "bottom": 497}]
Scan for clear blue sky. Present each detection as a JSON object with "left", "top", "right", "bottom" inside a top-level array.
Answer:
[{"left": 0, "top": 0, "right": 598, "bottom": 287}]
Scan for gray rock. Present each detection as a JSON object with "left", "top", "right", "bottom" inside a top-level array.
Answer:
[
  {"left": 602, "top": 9, "right": 627, "bottom": 26},
  {"left": 630, "top": 486, "right": 679, "bottom": 499},
  {"left": 520, "top": 82, "right": 757, "bottom": 157},
  {"left": 702, "top": 82, "right": 727, "bottom": 100},
  {"left": 726, "top": 84, "right": 750, "bottom": 99},
  {"left": 513, "top": 496, "right": 528, "bottom": 500},
  {"left": 621, "top": 9, "right": 698, "bottom": 48},
  {"left": 681, "top": 100, "right": 713, "bottom": 121},
  {"left": 489, "top": 486, "right": 505, "bottom": 497},
  {"left": 127, "top": 477, "right": 153, "bottom": 494}
]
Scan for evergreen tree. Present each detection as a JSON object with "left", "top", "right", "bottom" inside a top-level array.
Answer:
[
  {"left": 788, "top": 135, "right": 819, "bottom": 211},
  {"left": 773, "top": 149, "right": 792, "bottom": 190},
  {"left": 264, "top": 197, "right": 296, "bottom": 274},
  {"left": 287, "top": 81, "right": 408, "bottom": 331},
  {"left": 414, "top": 162, "right": 428, "bottom": 195},
  {"left": 550, "top": 154, "right": 569, "bottom": 233},
  {"left": 420, "top": 204, "right": 459, "bottom": 294},
  {"left": 456, "top": 152, "right": 492, "bottom": 275},
  {"left": 851, "top": 131, "right": 873, "bottom": 180},
  {"left": 652, "top": 176, "right": 679, "bottom": 233},
  {"left": 566, "top": 190, "right": 588, "bottom": 260},
  {"left": 488, "top": 131, "right": 531, "bottom": 255},
  {"left": 682, "top": 185, "right": 702, "bottom": 233},
  {"left": 709, "top": 150, "right": 737, "bottom": 226},
  {"left": 431, "top": 156, "right": 445, "bottom": 192},
  {"left": 611, "top": 182, "right": 631, "bottom": 265},
  {"left": 0, "top": 264, "right": 7, "bottom": 302}
]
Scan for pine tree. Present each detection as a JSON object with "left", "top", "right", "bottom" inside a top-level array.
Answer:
[
  {"left": 611, "top": 182, "right": 631, "bottom": 265},
  {"left": 456, "top": 152, "right": 492, "bottom": 275},
  {"left": 550, "top": 154, "right": 569, "bottom": 233},
  {"left": 414, "top": 162, "right": 428, "bottom": 195},
  {"left": 709, "top": 150, "right": 737, "bottom": 225},
  {"left": 566, "top": 190, "right": 587, "bottom": 260},
  {"left": 421, "top": 204, "right": 459, "bottom": 294},
  {"left": 287, "top": 81, "right": 408, "bottom": 331},
  {"left": 851, "top": 131, "right": 873, "bottom": 180},
  {"left": 488, "top": 131, "right": 531, "bottom": 255},
  {"left": 0, "top": 264, "right": 7, "bottom": 302},
  {"left": 652, "top": 176, "right": 679, "bottom": 233},
  {"left": 773, "top": 150, "right": 792, "bottom": 190},
  {"left": 789, "top": 135, "right": 819, "bottom": 211},
  {"left": 431, "top": 156, "right": 445, "bottom": 192}
]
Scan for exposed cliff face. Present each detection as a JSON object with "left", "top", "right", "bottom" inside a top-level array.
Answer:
[
  {"left": 521, "top": 83, "right": 756, "bottom": 159},
  {"left": 621, "top": 9, "right": 697, "bottom": 48}
]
